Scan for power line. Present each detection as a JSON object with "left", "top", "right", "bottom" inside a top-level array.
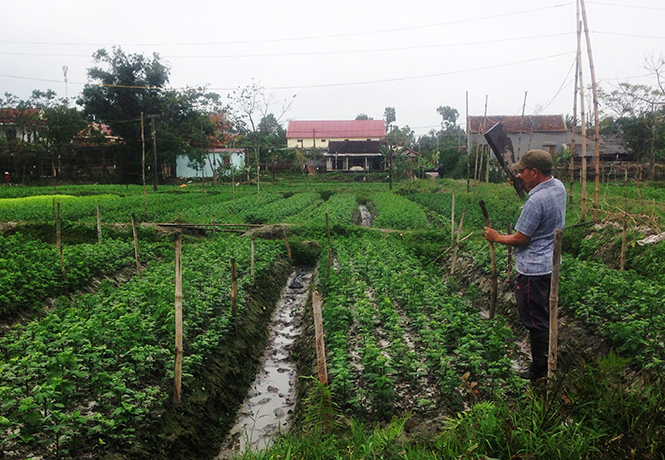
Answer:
[
  {"left": 0, "top": 52, "right": 574, "bottom": 92},
  {"left": 0, "top": 3, "right": 574, "bottom": 47},
  {"left": 0, "top": 33, "right": 575, "bottom": 60},
  {"left": 587, "top": 1, "right": 665, "bottom": 11}
]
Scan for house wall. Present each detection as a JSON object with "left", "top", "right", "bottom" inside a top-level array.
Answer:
[
  {"left": 176, "top": 151, "right": 245, "bottom": 178},
  {"left": 287, "top": 136, "right": 382, "bottom": 149},
  {"left": 468, "top": 131, "right": 571, "bottom": 159}
]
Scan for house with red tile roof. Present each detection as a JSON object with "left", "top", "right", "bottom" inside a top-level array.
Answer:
[
  {"left": 468, "top": 114, "right": 571, "bottom": 159},
  {"left": 287, "top": 120, "right": 386, "bottom": 172},
  {"left": 0, "top": 108, "right": 43, "bottom": 142}
]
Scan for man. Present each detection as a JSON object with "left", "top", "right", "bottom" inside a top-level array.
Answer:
[{"left": 483, "top": 149, "right": 566, "bottom": 380}]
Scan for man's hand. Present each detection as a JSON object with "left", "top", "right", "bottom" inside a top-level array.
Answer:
[{"left": 484, "top": 226, "right": 499, "bottom": 243}]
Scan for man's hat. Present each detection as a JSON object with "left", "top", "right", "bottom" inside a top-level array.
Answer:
[{"left": 511, "top": 149, "right": 553, "bottom": 172}]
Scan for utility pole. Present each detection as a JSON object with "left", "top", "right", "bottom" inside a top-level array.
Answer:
[{"left": 151, "top": 116, "right": 158, "bottom": 191}]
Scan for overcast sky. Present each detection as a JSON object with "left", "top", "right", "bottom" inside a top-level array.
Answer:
[{"left": 1, "top": 0, "right": 664, "bottom": 135}]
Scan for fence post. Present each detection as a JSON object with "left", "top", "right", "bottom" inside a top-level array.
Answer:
[
  {"left": 97, "top": 205, "right": 102, "bottom": 244},
  {"left": 173, "top": 233, "right": 183, "bottom": 405},
  {"left": 231, "top": 257, "right": 238, "bottom": 317},
  {"left": 131, "top": 213, "right": 141, "bottom": 275},
  {"left": 548, "top": 229, "right": 564, "bottom": 378}
]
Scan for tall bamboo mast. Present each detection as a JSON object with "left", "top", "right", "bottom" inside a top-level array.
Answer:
[
  {"left": 577, "top": 1, "right": 588, "bottom": 222},
  {"left": 580, "top": 0, "right": 601, "bottom": 218},
  {"left": 570, "top": 31, "right": 580, "bottom": 205},
  {"left": 518, "top": 91, "right": 527, "bottom": 159}
]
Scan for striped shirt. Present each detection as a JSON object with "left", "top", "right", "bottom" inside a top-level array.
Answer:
[{"left": 514, "top": 177, "right": 567, "bottom": 275}]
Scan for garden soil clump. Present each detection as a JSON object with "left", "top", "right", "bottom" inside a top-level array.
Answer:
[{"left": 100, "top": 260, "right": 292, "bottom": 460}]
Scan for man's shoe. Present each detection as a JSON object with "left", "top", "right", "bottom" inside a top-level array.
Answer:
[{"left": 519, "top": 365, "right": 546, "bottom": 380}]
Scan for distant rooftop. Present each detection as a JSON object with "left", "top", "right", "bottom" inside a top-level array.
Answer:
[
  {"left": 468, "top": 115, "right": 567, "bottom": 134},
  {"left": 287, "top": 120, "right": 386, "bottom": 139}
]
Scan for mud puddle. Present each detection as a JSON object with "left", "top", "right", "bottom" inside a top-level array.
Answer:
[{"left": 217, "top": 269, "right": 312, "bottom": 459}]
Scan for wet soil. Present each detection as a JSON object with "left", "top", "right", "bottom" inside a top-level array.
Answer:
[{"left": 217, "top": 269, "right": 312, "bottom": 458}]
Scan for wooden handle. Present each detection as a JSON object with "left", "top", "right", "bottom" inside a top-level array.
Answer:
[{"left": 479, "top": 199, "right": 491, "bottom": 226}]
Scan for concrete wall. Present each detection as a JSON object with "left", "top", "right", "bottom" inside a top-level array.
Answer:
[{"left": 176, "top": 151, "right": 245, "bottom": 178}]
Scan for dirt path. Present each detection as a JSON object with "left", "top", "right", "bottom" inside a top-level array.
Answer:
[{"left": 217, "top": 269, "right": 312, "bottom": 458}]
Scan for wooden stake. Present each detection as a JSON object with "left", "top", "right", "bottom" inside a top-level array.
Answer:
[
  {"left": 576, "top": 4, "right": 588, "bottom": 223},
  {"left": 131, "top": 213, "right": 141, "bottom": 275},
  {"left": 485, "top": 149, "right": 490, "bottom": 183},
  {"left": 250, "top": 238, "right": 255, "bottom": 282},
  {"left": 580, "top": 0, "right": 601, "bottom": 218},
  {"left": 141, "top": 112, "right": 148, "bottom": 220},
  {"left": 151, "top": 115, "right": 158, "bottom": 192},
  {"left": 327, "top": 246, "right": 332, "bottom": 278},
  {"left": 479, "top": 200, "right": 498, "bottom": 319},
  {"left": 57, "top": 202, "right": 66, "bottom": 281},
  {"left": 450, "top": 192, "right": 455, "bottom": 248},
  {"left": 620, "top": 215, "right": 627, "bottom": 272},
  {"left": 548, "top": 229, "right": 564, "bottom": 379},
  {"left": 312, "top": 291, "right": 329, "bottom": 386},
  {"left": 506, "top": 224, "right": 513, "bottom": 283},
  {"left": 570, "top": 40, "right": 580, "bottom": 205},
  {"left": 97, "top": 204, "right": 102, "bottom": 244},
  {"left": 465, "top": 91, "right": 471, "bottom": 193},
  {"left": 173, "top": 233, "right": 183, "bottom": 405},
  {"left": 231, "top": 258, "right": 238, "bottom": 317},
  {"left": 284, "top": 230, "right": 291, "bottom": 262},
  {"left": 450, "top": 210, "right": 465, "bottom": 276},
  {"left": 325, "top": 212, "right": 331, "bottom": 247}
]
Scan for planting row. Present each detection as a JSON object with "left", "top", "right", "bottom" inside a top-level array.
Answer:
[
  {"left": 0, "top": 232, "right": 170, "bottom": 319},
  {"left": 320, "top": 235, "right": 520, "bottom": 420},
  {"left": 0, "top": 234, "right": 286, "bottom": 456}
]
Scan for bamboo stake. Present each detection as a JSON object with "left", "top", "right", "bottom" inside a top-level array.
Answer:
[
  {"left": 131, "top": 213, "right": 141, "bottom": 275},
  {"left": 97, "top": 204, "right": 102, "bottom": 244},
  {"left": 173, "top": 233, "right": 183, "bottom": 405},
  {"left": 473, "top": 95, "right": 488, "bottom": 184},
  {"left": 312, "top": 290, "right": 329, "bottom": 386},
  {"left": 57, "top": 202, "right": 66, "bottom": 281},
  {"left": 506, "top": 224, "right": 513, "bottom": 283},
  {"left": 141, "top": 112, "right": 148, "bottom": 220},
  {"left": 620, "top": 215, "right": 627, "bottom": 272},
  {"left": 450, "top": 192, "right": 455, "bottom": 248},
  {"left": 450, "top": 210, "right": 465, "bottom": 275},
  {"left": 576, "top": 3, "right": 588, "bottom": 223},
  {"left": 580, "top": 0, "right": 601, "bottom": 218},
  {"left": 327, "top": 246, "right": 332, "bottom": 278},
  {"left": 284, "top": 229, "right": 291, "bottom": 262},
  {"left": 479, "top": 200, "right": 498, "bottom": 318},
  {"left": 326, "top": 212, "right": 331, "bottom": 247},
  {"left": 250, "top": 238, "right": 255, "bottom": 282},
  {"left": 485, "top": 149, "right": 490, "bottom": 183},
  {"left": 570, "top": 40, "right": 580, "bottom": 205},
  {"left": 466, "top": 91, "right": 471, "bottom": 193},
  {"left": 518, "top": 91, "right": 527, "bottom": 158},
  {"left": 477, "top": 146, "right": 485, "bottom": 184},
  {"left": 548, "top": 229, "right": 564, "bottom": 379},
  {"left": 231, "top": 258, "right": 238, "bottom": 317}
]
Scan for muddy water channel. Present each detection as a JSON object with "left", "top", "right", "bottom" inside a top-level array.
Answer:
[
  {"left": 358, "top": 204, "right": 373, "bottom": 227},
  {"left": 217, "top": 269, "right": 312, "bottom": 459}
]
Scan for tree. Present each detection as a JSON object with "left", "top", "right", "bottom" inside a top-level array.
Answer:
[
  {"left": 79, "top": 47, "right": 221, "bottom": 183},
  {"left": 384, "top": 107, "right": 396, "bottom": 133},
  {"left": 436, "top": 105, "right": 459, "bottom": 132},
  {"left": 355, "top": 113, "right": 372, "bottom": 120}
]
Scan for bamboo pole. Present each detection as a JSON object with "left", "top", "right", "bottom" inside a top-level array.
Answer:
[
  {"left": 477, "top": 145, "right": 485, "bottom": 184},
  {"left": 131, "top": 213, "right": 141, "bottom": 275},
  {"left": 284, "top": 229, "right": 291, "bottom": 262},
  {"left": 466, "top": 91, "right": 470, "bottom": 193},
  {"left": 57, "top": 202, "right": 66, "bottom": 281},
  {"left": 327, "top": 246, "right": 332, "bottom": 278},
  {"left": 570, "top": 39, "right": 580, "bottom": 205},
  {"left": 518, "top": 91, "right": 527, "bottom": 158},
  {"left": 231, "top": 258, "right": 238, "bottom": 317},
  {"left": 620, "top": 215, "right": 627, "bottom": 272},
  {"left": 577, "top": 4, "right": 588, "bottom": 223},
  {"left": 151, "top": 115, "right": 158, "bottom": 192},
  {"left": 450, "top": 192, "right": 455, "bottom": 248},
  {"left": 485, "top": 149, "right": 490, "bottom": 183},
  {"left": 250, "top": 238, "right": 255, "bottom": 282},
  {"left": 450, "top": 210, "right": 465, "bottom": 276},
  {"left": 141, "top": 112, "right": 148, "bottom": 220},
  {"left": 479, "top": 200, "right": 498, "bottom": 319},
  {"left": 312, "top": 291, "right": 329, "bottom": 386},
  {"left": 580, "top": 0, "right": 601, "bottom": 218},
  {"left": 548, "top": 229, "right": 564, "bottom": 379},
  {"left": 173, "top": 233, "right": 183, "bottom": 405},
  {"left": 506, "top": 224, "right": 513, "bottom": 283},
  {"left": 326, "top": 212, "right": 331, "bottom": 247},
  {"left": 97, "top": 204, "right": 102, "bottom": 244}
]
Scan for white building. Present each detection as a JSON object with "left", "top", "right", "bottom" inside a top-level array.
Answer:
[{"left": 176, "top": 148, "right": 245, "bottom": 178}]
